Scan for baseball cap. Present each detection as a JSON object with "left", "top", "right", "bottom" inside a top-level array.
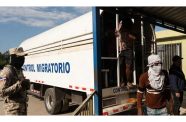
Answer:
[
  {"left": 9, "top": 47, "right": 27, "bottom": 56},
  {"left": 172, "top": 55, "right": 183, "bottom": 62},
  {"left": 147, "top": 54, "right": 162, "bottom": 67}
]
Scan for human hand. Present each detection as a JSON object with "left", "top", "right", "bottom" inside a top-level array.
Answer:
[
  {"left": 175, "top": 92, "right": 180, "bottom": 97},
  {"left": 115, "top": 21, "right": 122, "bottom": 37},
  {"left": 115, "top": 30, "right": 120, "bottom": 37},
  {"left": 21, "top": 79, "right": 30, "bottom": 90}
]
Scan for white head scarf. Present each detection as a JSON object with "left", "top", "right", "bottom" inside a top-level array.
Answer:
[{"left": 147, "top": 54, "right": 165, "bottom": 90}]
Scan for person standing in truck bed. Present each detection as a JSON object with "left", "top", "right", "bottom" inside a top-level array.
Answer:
[{"left": 115, "top": 17, "right": 136, "bottom": 88}]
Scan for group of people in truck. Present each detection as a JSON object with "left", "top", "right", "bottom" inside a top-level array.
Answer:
[
  {"left": 102, "top": 11, "right": 185, "bottom": 115},
  {"left": 101, "top": 11, "right": 137, "bottom": 89}
]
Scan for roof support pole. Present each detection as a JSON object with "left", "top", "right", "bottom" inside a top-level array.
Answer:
[
  {"left": 141, "top": 16, "right": 145, "bottom": 72},
  {"left": 115, "top": 9, "right": 121, "bottom": 87},
  {"left": 92, "top": 7, "right": 102, "bottom": 115}
]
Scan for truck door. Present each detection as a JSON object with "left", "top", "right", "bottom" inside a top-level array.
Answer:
[{"left": 100, "top": 11, "right": 117, "bottom": 88}]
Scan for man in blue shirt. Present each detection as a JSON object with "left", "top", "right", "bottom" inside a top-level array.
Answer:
[{"left": 169, "top": 55, "right": 185, "bottom": 115}]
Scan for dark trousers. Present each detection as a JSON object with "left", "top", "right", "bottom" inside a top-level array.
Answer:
[
  {"left": 171, "top": 91, "right": 183, "bottom": 115},
  {"left": 120, "top": 49, "right": 133, "bottom": 84}
]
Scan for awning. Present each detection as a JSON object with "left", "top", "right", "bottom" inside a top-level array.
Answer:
[{"left": 99, "top": 7, "right": 186, "bottom": 33}]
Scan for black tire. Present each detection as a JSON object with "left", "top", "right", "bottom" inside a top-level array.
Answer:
[
  {"left": 61, "top": 98, "right": 69, "bottom": 112},
  {"left": 44, "top": 88, "right": 62, "bottom": 114}
]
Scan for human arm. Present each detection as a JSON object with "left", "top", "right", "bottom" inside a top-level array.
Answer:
[
  {"left": 137, "top": 73, "right": 146, "bottom": 115},
  {"left": 163, "top": 70, "right": 174, "bottom": 114},
  {"left": 164, "top": 83, "right": 174, "bottom": 114},
  {"left": 1, "top": 81, "right": 22, "bottom": 97},
  {"left": 169, "top": 74, "right": 180, "bottom": 97},
  {"left": 129, "top": 34, "right": 136, "bottom": 40},
  {"left": 137, "top": 90, "right": 144, "bottom": 115},
  {"left": 3, "top": 79, "right": 30, "bottom": 97},
  {"left": 0, "top": 67, "right": 22, "bottom": 97}
]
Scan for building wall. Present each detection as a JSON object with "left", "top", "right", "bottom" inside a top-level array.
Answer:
[{"left": 156, "top": 30, "right": 186, "bottom": 75}]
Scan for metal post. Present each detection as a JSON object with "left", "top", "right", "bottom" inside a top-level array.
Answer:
[
  {"left": 133, "top": 48, "right": 136, "bottom": 85},
  {"left": 150, "top": 24, "right": 157, "bottom": 54},
  {"left": 116, "top": 11, "right": 120, "bottom": 87},
  {"left": 177, "top": 44, "right": 180, "bottom": 56},
  {"left": 141, "top": 16, "right": 145, "bottom": 72},
  {"left": 133, "top": 19, "right": 136, "bottom": 85},
  {"left": 92, "top": 7, "right": 102, "bottom": 115}
]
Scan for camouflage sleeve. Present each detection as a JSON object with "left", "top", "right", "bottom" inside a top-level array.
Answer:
[
  {"left": 0, "top": 67, "right": 22, "bottom": 97},
  {"left": 2, "top": 81, "right": 22, "bottom": 97},
  {"left": 0, "top": 74, "right": 6, "bottom": 95}
]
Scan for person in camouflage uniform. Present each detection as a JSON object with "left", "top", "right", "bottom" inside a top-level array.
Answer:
[{"left": 0, "top": 47, "right": 30, "bottom": 115}]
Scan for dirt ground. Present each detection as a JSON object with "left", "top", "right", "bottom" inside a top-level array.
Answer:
[
  {"left": 0, "top": 94, "right": 186, "bottom": 115},
  {"left": 0, "top": 95, "right": 77, "bottom": 115}
]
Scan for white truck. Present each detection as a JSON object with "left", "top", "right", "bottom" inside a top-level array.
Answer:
[
  {"left": 20, "top": 7, "right": 157, "bottom": 115},
  {"left": 21, "top": 10, "right": 95, "bottom": 114}
]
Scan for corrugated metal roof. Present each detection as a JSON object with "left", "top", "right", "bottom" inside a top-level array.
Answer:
[
  {"left": 135, "top": 7, "right": 186, "bottom": 30},
  {"left": 100, "top": 7, "right": 186, "bottom": 33}
]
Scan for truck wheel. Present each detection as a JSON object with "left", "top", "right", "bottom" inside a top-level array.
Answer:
[
  {"left": 44, "top": 88, "right": 62, "bottom": 114},
  {"left": 61, "top": 98, "right": 69, "bottom": 112}
]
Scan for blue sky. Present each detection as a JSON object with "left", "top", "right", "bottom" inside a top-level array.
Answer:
[
  {"left": 0, "top": 7, "right": 91, "bottom": 53},
  {"left": 0, "top": 7, "right": 166, "bottom": 53}
]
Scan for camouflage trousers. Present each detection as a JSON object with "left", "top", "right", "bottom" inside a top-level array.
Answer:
[{"left": 4, "top": 102, "right": 27, "bottom": 115}]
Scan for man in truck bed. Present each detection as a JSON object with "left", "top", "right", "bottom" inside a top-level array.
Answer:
[{"left": 115, "top": 17, "right": 136, "bottom": 88}]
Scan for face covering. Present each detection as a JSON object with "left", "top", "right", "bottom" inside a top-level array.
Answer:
[
  {"left": 10, "top": 55, "right": 25, "bottom": 70},
  {"left": 151, "top": 65, "right": 162, "bottom": 75},
  {"left": 148, "top": 65, "right": 164, "bottom": 90}
]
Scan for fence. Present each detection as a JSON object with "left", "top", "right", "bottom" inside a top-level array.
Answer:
[{"left": 72, "top": 90, "right": 96, "bottom": 115}]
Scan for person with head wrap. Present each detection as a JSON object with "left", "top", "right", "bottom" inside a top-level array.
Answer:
[
  {"left": 169, "top": 55, "right": 185, "bottom": 115},
  {"left": 137, "top": 54, "right": 172, "bottom": 115},
  {"left": 0, "top": 47, "right": 30, "bottom": 115}
]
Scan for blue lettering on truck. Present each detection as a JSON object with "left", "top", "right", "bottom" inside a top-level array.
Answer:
[
  {"left": 23, "top": 62, "right": 70, "bottom": 74},
  {"left": 22, "top": 64, "right": 35, "bottom": 72}
]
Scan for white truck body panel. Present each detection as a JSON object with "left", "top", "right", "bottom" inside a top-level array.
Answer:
[
  {"left": 20, "top": 12, "right": 95, "bottom": 94},
  {"left": 20, "top": 12, "right": 93, "bottom": 51}
]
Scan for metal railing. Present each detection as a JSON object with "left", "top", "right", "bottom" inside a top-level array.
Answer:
[{"left": 72, "top": 90, "right": 96, "bottom": 115}]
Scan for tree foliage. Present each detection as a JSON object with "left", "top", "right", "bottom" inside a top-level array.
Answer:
[{"left": 0, "top": 51, "right": 9, "bottom": 69}]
